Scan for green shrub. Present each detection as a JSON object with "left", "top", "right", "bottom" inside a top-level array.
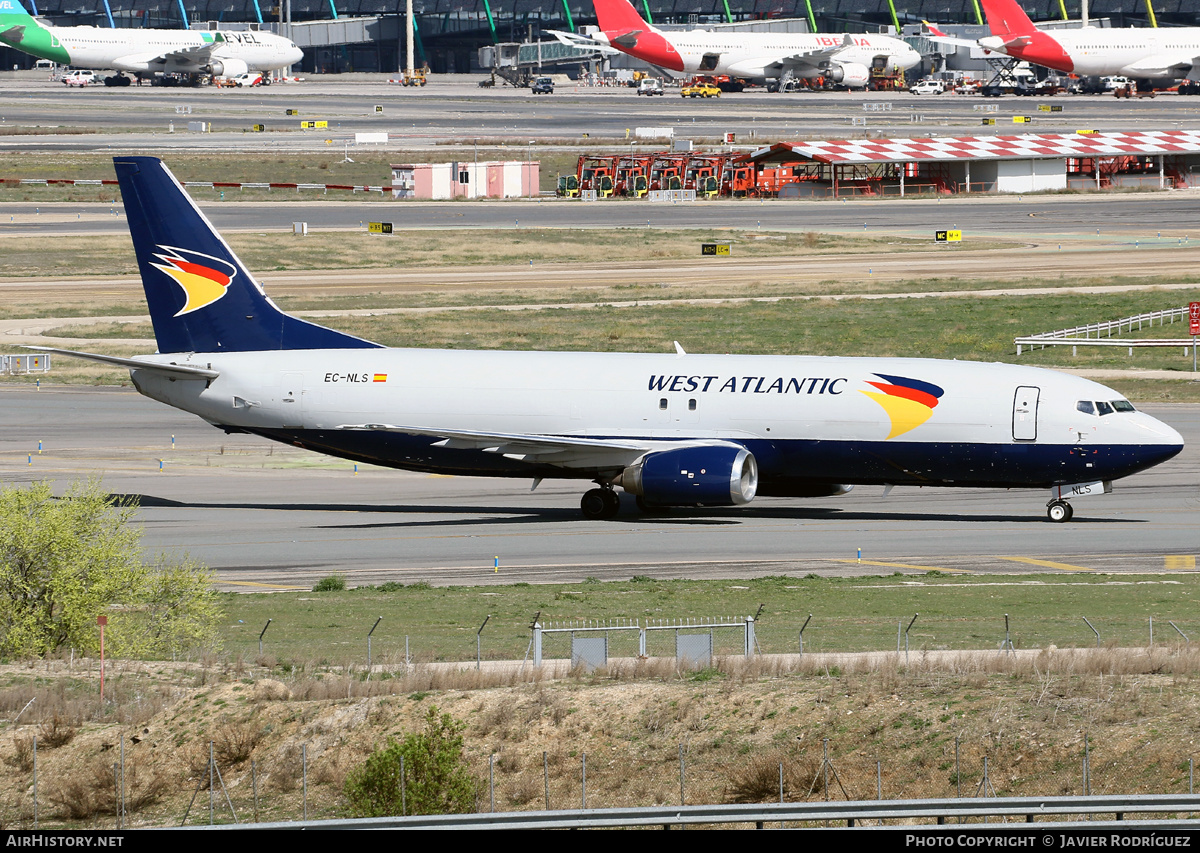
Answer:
[
  {"left": 344, "top": 706, "right": 474, "bottom": 817},
  {"left": 312, "top": 574, "right": 346, "bottom": 592}
]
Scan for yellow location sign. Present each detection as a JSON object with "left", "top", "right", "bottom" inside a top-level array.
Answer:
[
  {"left": 1012, "top": 116, "right": 1032, "bottom": 123},
  {"left": 935, "top": 230, "right": 962, "bottom": 243},
  {"left": 368, "top": 222, "right": 394, "bottom": 235},
  {"left": 300, "top": 120, "right": 328, "bottom": 129},
  {"left": 981, "top": 118, "right": 996, "bottom": 126},
  {"left": 1077, "top": 129, "right": 1097, "bottom": 135},
  {"left": 701, "top": 243, "right": 731, "bottom": 256}
]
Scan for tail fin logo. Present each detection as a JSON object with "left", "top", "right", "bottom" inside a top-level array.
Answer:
[
  {"left": 150, "top": 246, "right": 236, "bottom": 316},
  {"left": 861, "top": 373, "right": 945, "bottom": 439}
]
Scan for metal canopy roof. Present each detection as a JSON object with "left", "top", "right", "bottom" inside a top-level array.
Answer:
[{"left": 748, "top": 131, "right": 1200, "bottom": 165}]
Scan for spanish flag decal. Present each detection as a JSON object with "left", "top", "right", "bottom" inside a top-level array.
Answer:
[{"left": 373, "top": 374, "right": 388, "bottom": 383}]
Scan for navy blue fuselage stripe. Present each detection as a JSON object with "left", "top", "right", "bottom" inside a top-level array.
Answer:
[{"left": 239, "top": 429, "right": 1179, "bottom": 491}]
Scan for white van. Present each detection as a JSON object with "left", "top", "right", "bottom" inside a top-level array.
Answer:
[{"left": 910, "top": 79, "right": 945, "bottom": 95}]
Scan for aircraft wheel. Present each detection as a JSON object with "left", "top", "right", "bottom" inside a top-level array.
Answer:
[
  {"left": 581, "top": 488, "right": 619, "bottom": 519},
  {"left": 1047, "top": 500, "right": 1072, "bottom": 523}
]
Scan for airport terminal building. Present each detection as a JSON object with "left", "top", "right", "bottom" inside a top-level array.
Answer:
[{"left": 5, "top": 1, "right": 1200, "bottom": 75}]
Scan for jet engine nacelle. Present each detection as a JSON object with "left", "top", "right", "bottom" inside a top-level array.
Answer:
[
  {"left": 828, "top": 62, "right": 870, "bottom": 88},
  {"left": 208, "top": 58, "right": 248, "bottom": 78},
  {"left": 618, "top": 445, "right": 758, "bottom": 507}
]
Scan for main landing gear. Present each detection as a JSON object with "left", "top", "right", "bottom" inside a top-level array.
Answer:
[
  {"left": 1046, "top": 499, "right": 1074, "bottom": 523},
  {"left": 580, "top": 484, "right": 621, "bottom": 519}
]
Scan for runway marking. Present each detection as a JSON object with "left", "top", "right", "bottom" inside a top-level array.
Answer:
[
  {"left": 833, "top": 559, "right": 969, "bottom": 573},
  {"left": 1000, "top": 556, "right": 1093, "bottom": 572},
  {"left": 1165, "top": 555, "right": 1197, "bottom": 570},
  {"left": 221, "top": 580, "right": 309, "bottom": 590}
]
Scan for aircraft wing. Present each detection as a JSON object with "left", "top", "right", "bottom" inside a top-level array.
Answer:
[
  {"left": 920, "top": 20, "right": 984, "bottom": 50},
  {"left": 108, "top": 42, "right": 220, "bottom": 73},
  {"left": 547, "top": 29, "right": 620, "bottom": 54},
  {"left": 922, "top": 33, "right": 986, "bottom": 50},
  {"left": 335, "top": 423, "right": 744, "bottom": 470},
  {"left": 1121, "top": 54, "right": 1200, "bottom": 78},
  {"left": 777, "top": 33, "right": 854, "bottom": 67},
  {"left": 23, "top": 347, "right": 220, "bottom": 379}
]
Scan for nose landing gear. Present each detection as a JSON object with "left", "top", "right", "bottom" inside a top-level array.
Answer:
[{"left": 1046, "top": 499, "right": 1074, "bottom": 523}]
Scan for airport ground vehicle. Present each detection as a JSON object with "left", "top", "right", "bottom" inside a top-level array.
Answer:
[
  {"left": 531, "top": 76, "right": 554, "bottom": 94},
  {"left": 910, "top": 79, "right": 945, "bottom": 94},
  {"left": 61, "top": 69, "right": 95, "bottom": 86},
  {"left": 400, "top": 68, "right": 427, "bottom": 86},
  {"left": 649, "top": 155, "right": 688, "bottom": 191},
  {"left": 683, "top": 154, "right": 731, "bottom": 198},
  {"left": 37, "top": 156, "right": 1184, "bottom": 522},
  {"left": 231, "top": 72, "right": 264, "bottom": 87},
  {"left": 681, "top": 82, "right": 721, "bottom": 98},
  {"left": 637, "top": 77, "right": 664, "bottom": 95},
  {"left": 614, "top": 154, "right": 655, "bottom": 197},
  {"left": 558, "top": 155, "right": 621, "bottom": 198}
]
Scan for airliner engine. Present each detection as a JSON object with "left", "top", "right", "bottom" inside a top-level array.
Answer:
[
  {"left": 207, "top": 57, "right": 248, "bottom": 78},
  {"left": 617, "top": 445, "right": 758, "bottom": 506},
  {"left": 827, "top": 62, "right": 870, "bottom": 88}
]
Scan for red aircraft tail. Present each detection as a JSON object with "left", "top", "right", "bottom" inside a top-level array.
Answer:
[
  {"left": 593, "top": 0, "right": 653, "bottom": 32},
  {"left": 978, "top": 0, "right": 1040, "bottom": 39}
]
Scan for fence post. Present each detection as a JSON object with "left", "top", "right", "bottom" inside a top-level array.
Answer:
[
  {"left": 1083, "top": 734, "right": 1090, "bottom": 796},
  {"left": 744, "top": 616, "right": 755, "bottom": 658},
  {"left": 544, "top": 751, "right": 549, "bottom": 810},
  {"left": 489, "top": 753, "right": 495, "bottom": 812},
  {"left": 679, "top": 742, "right": 685, "bottom": 805},
  {"left": 533, "top": 621, "right": 543, "bottom": 667}
]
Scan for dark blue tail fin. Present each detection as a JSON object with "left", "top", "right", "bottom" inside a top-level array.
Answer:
[{"left": 114, "top": 156, "right": 380, "bottom": 353}]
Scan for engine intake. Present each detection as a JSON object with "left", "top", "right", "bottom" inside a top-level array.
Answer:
[
  {"left": 208, "top": 58, "right": 248, "bottom": 78},
  {"left": 827, "top": 62, "right": 870, "bottom": 88},
  {"left": 618, "top": 445, "right": 758, "bottom": 507}
]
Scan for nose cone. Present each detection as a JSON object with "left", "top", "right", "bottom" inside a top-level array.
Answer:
[
  {"left": 1126, "top": 411, "right": 1185, "bottom": 471},
  {"left": 287, "top": 46, "right": 303, "bottom": 65}
]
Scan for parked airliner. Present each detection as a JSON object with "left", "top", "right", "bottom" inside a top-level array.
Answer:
[
  {"left": 32, "top": 157, "right": 1183, "bottom": 522},
  {"left": 0, "top": 0, "right": 302, "bottom": 84},
  {"left": 551, "top": 0, "right": 920, "bottom": 89},
  {"left": 937, "top": 0, "right": 1200, "bottom": 80}
]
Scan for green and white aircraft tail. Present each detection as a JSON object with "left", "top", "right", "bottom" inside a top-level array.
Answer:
[{"left": 0, "top": 0, "right": 70, "bottom": 65}]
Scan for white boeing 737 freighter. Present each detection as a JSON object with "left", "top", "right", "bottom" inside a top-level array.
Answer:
[{"left": 33, "top": 157, "right": 1183, "bottom": 522}]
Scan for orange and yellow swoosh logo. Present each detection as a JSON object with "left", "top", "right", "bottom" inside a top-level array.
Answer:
[
  {"left": 861, "top": 373, "right": 945, "bottom": 439},
  {"left": 150, "top": 246, "right": 236, "bottom": 316}
]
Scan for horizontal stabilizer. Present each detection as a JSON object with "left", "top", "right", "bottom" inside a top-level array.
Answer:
[{"left": 24, "top": 346, "right": 220, "bottom": 379}]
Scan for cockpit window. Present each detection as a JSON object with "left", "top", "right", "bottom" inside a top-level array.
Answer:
[
  {"left": 1076, "top": 401, "right": 1095, "bottom": 415},
  {"left": 1112, "top": 400, "right": 1136, "bottom": 413},
  {"left": 1096, "top": 401, "right": 1114, "bottom": 416}
]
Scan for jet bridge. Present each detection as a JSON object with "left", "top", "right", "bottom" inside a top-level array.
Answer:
[{"left": 477, "top": 39, "right": 607, "bottom": 86}]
